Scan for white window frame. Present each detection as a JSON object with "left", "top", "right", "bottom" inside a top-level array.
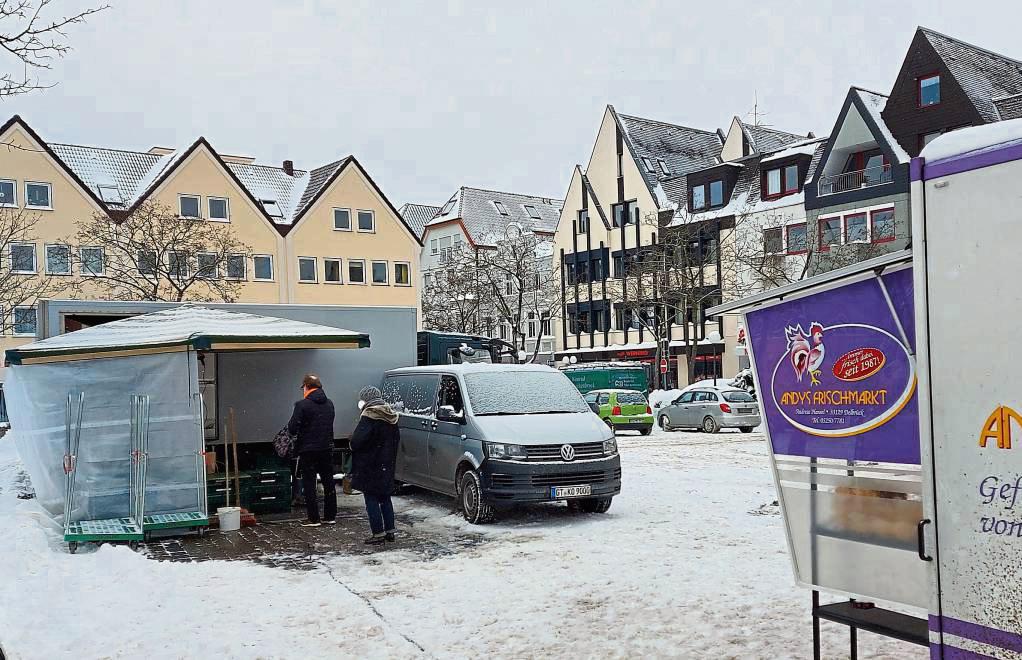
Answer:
[
  {"left": 225, "top": 253, "right": 247, "bottom": 281},
  {"left": 430, "top": 238, "right": 438, "bottom": 255},
  {"left": 0, "top": 179, "right": 17, "bottom": 208},
  {"left": 393, "top": 261, "right": 411, "bottom": 287},
  {"left": 252, "top": 254, "right": 274, "bottom": 282},
  {"left": 196, "top": 252, "right": 219, "bottom": 279},
  {"left": 44, "top": 243, "right": 72, "bottom": 275},
  {"left": 370, "top": 260, "right": 389, "bottom": 285},
  {"left": 324, "top": 257, "right": 343, "bottom": 284},
  {"left": 298, "top": 256, "right": 318, "bottom": 283},
  {"left": 12, "top": 305, "right": 37, "bottom": 337},
  {"left": 80, "top": 246, "right": 105, "bottom": 276},
  {"left": 24, "top": 181, "right": 52, "bottom": 210},
  {"left": 333, "top": 208, "right": 352, "bottom": 231},
  {"left": 10, "top": 242, "right": 37, "bottom": 274},
  {"left": 178, "top": 194, "right": 201, "bottom": 219},
  {"left": 356, "top": 209, "right": 375, "bottom": 233},
  {"left": 207, "top": 197, "right": 230, "bottom": 222},
  {"left": 347, "top": 258, "right": 367, "bottom": 285}
]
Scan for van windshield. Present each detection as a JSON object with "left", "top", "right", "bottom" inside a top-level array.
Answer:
[{"left": 465, "top": 371, "right": 589, "bottom": 415}]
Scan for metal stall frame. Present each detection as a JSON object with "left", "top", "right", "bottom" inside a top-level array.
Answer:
[
  {"left": 708, "top": 251, "right": 929, "bottom": 658},
  {"left": 63, "top": 393, "right": 148, "bottom": 553}
]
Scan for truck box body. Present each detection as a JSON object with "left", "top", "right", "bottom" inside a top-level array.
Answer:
[
  {"left": 33, "top": 300, "right": 416, "bottom": 442},
  {"left": 911, "top": 126, "right": 1022, "bottom": 658},
  {"left": 560, "top": 362, "right": 649, "bottom": 394}
]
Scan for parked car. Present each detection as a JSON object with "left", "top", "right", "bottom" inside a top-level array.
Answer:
[
  {"left": 657, "top": 386, "right": 760, "bottom": 433},
  {"left": 583, "top": 389, "right": 653, "bottom": 435},
  {"left": 381, "top": 363, "right": 622, "bottom": 523}
]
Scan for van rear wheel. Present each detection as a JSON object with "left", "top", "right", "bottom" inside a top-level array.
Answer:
[{"left": 460, "top": 470, "right": 495, "bottom": 524}]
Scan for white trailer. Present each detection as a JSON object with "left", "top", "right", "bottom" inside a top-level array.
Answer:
[{"left": 708, "top": 120, "right": 1022, "bottom": 659}]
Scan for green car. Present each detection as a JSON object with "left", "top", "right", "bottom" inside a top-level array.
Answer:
[{"left": 584, "top": 389, "right": 654, "bottom": 435}]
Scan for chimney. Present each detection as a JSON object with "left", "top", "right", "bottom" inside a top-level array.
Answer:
[{"left": 283, "top": 160, "right": 294, "bottom": 176}]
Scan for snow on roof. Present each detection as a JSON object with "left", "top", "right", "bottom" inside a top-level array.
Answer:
[
  {"left": 920, "top": 117, "right": 1022, "bottom": 162},
  {"left": 7, "top": 306, "right": 369, "bottom": 364},
  {"left": 227, "top": 161, "right": 309, "bottom": 225},
  {"left": 759, "top": 137, "right": 828, "bottom": 164},
  {"left": 398, "top": 202, "right": 441, "bottom": 240},
  {"left": 854, "top": 89, "right": 910, "bottom": 164},
  {"left": 388, "top": 362, "right": 555, "bottom": 375},
  {"left": 424, "top": 186, "right": 562, "bottom": 246},
  {"left": 49, "top": 143, "right": 162, "bottom": 208}
]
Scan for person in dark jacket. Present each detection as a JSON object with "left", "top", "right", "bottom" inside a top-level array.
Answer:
[
  {"left": 288, "top": 374, "right": 336, "bottom": 527},
  {"left": 349, "top": 385, "right": 400, "bottom": 544}
]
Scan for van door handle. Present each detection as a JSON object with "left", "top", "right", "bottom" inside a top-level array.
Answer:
[{"left": 917, "top": 519, "right": 933, "bottom": 561}]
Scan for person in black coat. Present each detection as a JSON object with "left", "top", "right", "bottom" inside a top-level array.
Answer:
[
  {"left": 288, "top": 374, "right": 336, "bottom": 526},
  {"left": 349, "top": 385, "right": 400, "bottom": 544}
]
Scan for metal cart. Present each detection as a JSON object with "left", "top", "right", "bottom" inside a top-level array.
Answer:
[{"left": 64, "top": 393, "right": 149, "bottom": 554}]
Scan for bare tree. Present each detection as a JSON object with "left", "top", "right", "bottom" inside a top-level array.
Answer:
[
  {"left": 0, "top": 0, "right": 108, "bottom": 98},
  {"left": 421, "top": 258, "right": 483, "bottom": 335},
  {"left": 475, "top": 226, "right": 562, "bottom": 363},
  {"left": 0, "top": 205, "right": 77, "bottom": 332},
  {"left": 74, "top": 201, "right": 251, "bottom": 302}
]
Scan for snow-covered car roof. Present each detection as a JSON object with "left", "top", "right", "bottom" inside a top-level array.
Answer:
[{"left": 586, "top": 388, "right": 647, "bottom": 395}]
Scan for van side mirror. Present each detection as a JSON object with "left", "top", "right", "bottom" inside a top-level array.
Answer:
[{"left": 437, "top": 405, "right": 465, "bottom": 423}]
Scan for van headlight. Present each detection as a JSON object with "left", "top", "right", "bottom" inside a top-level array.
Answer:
[
  {"left": 485, "top": 442, "right": 527, "bottom": 459},
  {"left": 603, "top": 438, "right": 618, "bottom": 456}
]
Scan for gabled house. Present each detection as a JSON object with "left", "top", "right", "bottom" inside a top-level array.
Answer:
[
  {"left": 419, "top": 186, "right": 562, "bottom": 359},
  {"left": 804, "top": 27, "right": 1022, "bottom": 275},
  {"left": 552, "top": 105, "right": 737, "bottom": 385},
  {"left": 0, "top": 115, "right": 420, "bottom": 372},
  {"left": 398, "top": 202, "right": 440, "bottom": 242}
]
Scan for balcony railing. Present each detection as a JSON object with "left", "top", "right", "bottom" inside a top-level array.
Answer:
[{"left": 818, "top": 164, "right": 893, "bottom": 196}]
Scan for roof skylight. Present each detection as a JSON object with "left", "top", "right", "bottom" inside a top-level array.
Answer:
[
  {"left": 96, "top": 184, "right": 123, "bottom": 204},
  {"left": 262, "top": 200, "right": 284, "bottom": 218},
  {"left": 440, "top": 197, "right": 456, "bottom": 215},
  {"left": 524, "top": 204, "right": 541, "bottom": 219},
  {"left": 641, "top": 157, "right": 656, "bottom": 173},
  {"left": 493, "top": 201, "right": 509, "bottom": 216},
  {"left": 658, "top": 159, "right": 671, "bottom": 175}
]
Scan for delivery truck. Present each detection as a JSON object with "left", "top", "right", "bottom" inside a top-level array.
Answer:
[{"left": 708, "top": 121, "right": 1022, "bottom": 659}]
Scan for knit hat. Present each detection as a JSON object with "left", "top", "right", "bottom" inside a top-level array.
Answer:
[{"left": 358, "top": 385, "right": 385, "bottom": 408}]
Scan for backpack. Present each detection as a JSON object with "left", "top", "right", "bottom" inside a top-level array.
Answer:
[{"left": 272, "top": 426, "right": 295, "bottom": 459}]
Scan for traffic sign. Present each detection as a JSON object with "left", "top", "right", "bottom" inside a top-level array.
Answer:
[{"left": 659, "top": 358, "right": 669, "bottom": 374}]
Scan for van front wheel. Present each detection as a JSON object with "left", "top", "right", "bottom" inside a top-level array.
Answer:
[{"left": 460, "top": 470, "right": 495, "bottom": 524}]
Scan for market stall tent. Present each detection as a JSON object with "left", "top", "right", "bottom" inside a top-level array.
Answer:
[{"left": 4, "top": 305, "right": 370, "bottom": 523}]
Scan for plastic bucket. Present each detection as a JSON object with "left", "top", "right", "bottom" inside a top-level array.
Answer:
[{"left": 217, "top": 506, "right": 241, "bottom": 532}]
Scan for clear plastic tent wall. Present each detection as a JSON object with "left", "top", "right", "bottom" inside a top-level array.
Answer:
[{"left": 6, "top": 350, "right": 203, "bottom": 521}]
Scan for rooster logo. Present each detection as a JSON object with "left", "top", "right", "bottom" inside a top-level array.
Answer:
[{"left": 785, "top": 322, "right": 826, "bottom": 385}]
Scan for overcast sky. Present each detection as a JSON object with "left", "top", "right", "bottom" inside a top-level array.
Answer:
[{"left": 6, "top": 1, "right": 1021, "bottom": 208}]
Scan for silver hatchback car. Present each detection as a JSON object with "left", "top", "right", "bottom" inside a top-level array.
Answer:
[{"left": 657, "top": 386, "right": 760, "bottom": 433}]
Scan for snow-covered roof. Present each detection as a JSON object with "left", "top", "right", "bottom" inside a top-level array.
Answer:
[
  {"left": 742, "top": 123, "right": 810, "bottom": 154},
  {"left": 920, "top": 116, "right": 1022, "bottom": 162},
  {"left": 33, "top": 123, "right": 375, "bottom": 235},
  {"left": 920, "top": 27, "right": 1022, "bottom": 123},
  {"left": 6, "top": 306, "right": 369, "bottom": 364},
  {"left": 388, "top": 362, "right": 555, "bottom": 375},
  {"left": 853, "top": 88, "right": 910, "bottom": 164},
  {"left": 425, "top": 186, "right": 562, "bottom": 247},
  {"left": 671, "top": 138, "right": 827, "bottom": 225},
  {"left": 614, "top": 108, "right": 723, "bottom": 205},
  {"left": 398, "top": 203, "right": 441, "bottom": 240}
]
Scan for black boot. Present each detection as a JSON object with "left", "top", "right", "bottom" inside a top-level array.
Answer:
[
  {"left": 384, "top": 531, "right": 396, "bottom": 542},
  {"left": 363, "top": 534, "right": 386, "bottom": 545}
]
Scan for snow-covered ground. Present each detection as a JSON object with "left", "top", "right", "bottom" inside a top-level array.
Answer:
[{"left": 0, "top": 428, "right": 926, "bottom": 659}]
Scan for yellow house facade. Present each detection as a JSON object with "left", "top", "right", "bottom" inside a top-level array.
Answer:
[{"left": 0, "top": 115, "right": 421, "bottom": 373}]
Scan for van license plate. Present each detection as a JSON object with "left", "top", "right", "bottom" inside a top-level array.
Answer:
[{"left": 552, "top": 485, "right": 592, "bottom": 499}]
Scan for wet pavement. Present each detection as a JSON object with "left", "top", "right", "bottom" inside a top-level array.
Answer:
[{"left": 141, "top": 493, "right": 487, "bottom": 570}]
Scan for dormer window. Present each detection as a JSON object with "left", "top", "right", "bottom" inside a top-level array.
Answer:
[
  {"left": 763, "top": 164, "right": 801, "bottom": 199},
  {"left": 658, "top": 159, "right": 671, "bottom": 175},
  {"left": 918, "top": 74, "right": 941, "bottom": 107},
  {"left": 691, "top": 180, "right": 724, "bottom": 210},
  {"left": 692, "top": 185, "right": 706, "bottom": 210},
  {"left": 641, "top": 157, "right": 656, "bottom": 173},
  {"left": 262, "top": 200, "right": 283, "bottom": 219},
  {"left": 524, "top": 204, "right": 541, "bottom": 219},
  {"left": 494, "top": 201, "right": 509, "bottom": 216},
  {"left": 709, "top": 180, "right": 723, "bottom": 207}
]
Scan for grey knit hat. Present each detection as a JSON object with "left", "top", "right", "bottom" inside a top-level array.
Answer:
[{"left": 358, "top": 385, "right": 385, "bottom": 408}]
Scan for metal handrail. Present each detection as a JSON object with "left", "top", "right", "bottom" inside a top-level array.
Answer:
[{"left": 818, "top": 164, "right": 892, "bottom": 195}]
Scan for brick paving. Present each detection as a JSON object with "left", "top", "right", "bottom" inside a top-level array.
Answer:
[{"left": 141, "top": 494, "right": 486, "bottom": 569}]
